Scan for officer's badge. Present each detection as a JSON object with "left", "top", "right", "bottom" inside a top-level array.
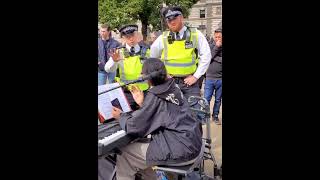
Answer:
[
  {"left": 185, "top": 41, "right": 193, "bottom": 49},
  {"left": 166, "top": 10, "right": 174, "bottom": 18}
]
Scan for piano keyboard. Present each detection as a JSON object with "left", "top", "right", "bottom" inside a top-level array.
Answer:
[
  {"left": 99, "top": 130, "right": 126, "bottom": 146},
  {"left": 98, "top": 122, "right": 134, "bottom": 157}
]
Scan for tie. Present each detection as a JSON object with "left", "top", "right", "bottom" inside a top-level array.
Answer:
[{"left": 176, "top": 32, "right": 180, "bottom": 40}]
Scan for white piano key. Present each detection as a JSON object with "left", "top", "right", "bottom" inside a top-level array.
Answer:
[{"left": 98, "top": 130, "right": 126, "bottom": 146}]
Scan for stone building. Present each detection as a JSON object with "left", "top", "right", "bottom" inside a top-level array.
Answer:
[{"left": 184, "top": 0, "right": 222, "bottom": 38}]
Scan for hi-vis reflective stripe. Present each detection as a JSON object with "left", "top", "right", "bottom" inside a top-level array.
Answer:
[
  {"left": 163, "top": 31, "right": 169, "bottom": 63},
  {"left": 118, "top": 60, "right": 148, "bottom": 84},
  {"left": 119, "top": 78, "right": 147, "bottom": 84}
]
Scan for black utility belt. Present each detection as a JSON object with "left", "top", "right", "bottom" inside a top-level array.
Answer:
[
  {"left": 171, "top": 75, "right": 191, "bottom": 79},
  {"left": 171, "top": 76, "right": 188, "bottom": 84}
]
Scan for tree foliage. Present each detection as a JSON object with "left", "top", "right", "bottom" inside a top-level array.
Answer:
[{"left": 98, "top": 0, "right": 199, "bottom": 39}]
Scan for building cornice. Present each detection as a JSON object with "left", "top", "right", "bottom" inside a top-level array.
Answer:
[
  {"left": 192, "top": 2, "right": 222, "bottom": 7},
  {"left": 185, "top": 16, "right": 222, "bottom": 21}
]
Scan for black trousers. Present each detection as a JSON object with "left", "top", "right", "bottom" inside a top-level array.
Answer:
[
  {"left": 173, "top": 77, "right": 201, "bottom": 100},
  {"left": 173, "top": 77, "right": 204, "bottom": 134}
]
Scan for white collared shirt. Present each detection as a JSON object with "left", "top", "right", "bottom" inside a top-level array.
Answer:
[
  {"left": 126, "top": 43, "right": 140, "bottom": 53},
  {"left": 175, "top": 26, "right": 187, "bottom": 40},
  {"left": 104, "top": 43, "right": 140, "bottom": 72},
  {"left": 150, "top": 26, "right": 211, "bottom": 79}
]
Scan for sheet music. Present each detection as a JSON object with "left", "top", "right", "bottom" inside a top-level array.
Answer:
[{"left": 98, "top": 83, "right": 131, "bottom": 121}]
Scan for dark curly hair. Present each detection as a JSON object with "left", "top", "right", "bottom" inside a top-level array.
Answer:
[{"left": 142, "top": 58, "right": 167, "bottom": 86}]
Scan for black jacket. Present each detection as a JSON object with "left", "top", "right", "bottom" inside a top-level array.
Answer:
[
  {"left": 206, "top": 44, "right": 222, "bottom": 80},
  {"left": 98, "top": 37, "right": 120, "bottom": 72},
  {"left": 119, "top": 78, "right": 202, "bottom": 166}
]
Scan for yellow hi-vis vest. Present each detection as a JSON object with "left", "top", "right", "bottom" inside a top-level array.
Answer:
[
  {"left": 161, "top": 28, "right": 198, "bottom": 76},
  {"left": 115, "top": 47, "right": 150, "bottom": 91}
]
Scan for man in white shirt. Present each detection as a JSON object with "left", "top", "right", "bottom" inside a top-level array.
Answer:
[{"left": 150, "top": 6, "right": 211, "bottom": 100}]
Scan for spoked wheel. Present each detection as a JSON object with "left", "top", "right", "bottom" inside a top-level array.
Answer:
[{"left": 213, "top": 163, "right": 222, "bottom": 179}]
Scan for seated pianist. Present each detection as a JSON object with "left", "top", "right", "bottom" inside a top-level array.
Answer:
[{"left": 111, "top": 58, "right": 202, "bottom": 180}]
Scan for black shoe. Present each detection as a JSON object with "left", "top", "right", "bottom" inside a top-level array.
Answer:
[{"left": 213, "top": 116, "right": 221, "bottom": 125}]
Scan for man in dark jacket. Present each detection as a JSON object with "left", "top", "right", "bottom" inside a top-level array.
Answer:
[
  {"left": 111, "top": 58, "right": 202, "bottom": 180},
  {"left": 98, "top": 24, "right": 121, "bottom": 85},
  {"left": 204, "top": 28, "right": 222, "bottom": 125}
]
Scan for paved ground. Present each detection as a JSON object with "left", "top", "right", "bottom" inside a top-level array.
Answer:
[{"left": 202, "top": 86, "right": 222, "bottom": 179}]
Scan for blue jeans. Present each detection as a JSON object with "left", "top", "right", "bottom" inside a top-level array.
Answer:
[
  {"left": 204, "top": 79, "right": 222, "bottom": 117},
  {"left": 98, "top": 71, "right": 116, "bottom": 85}
]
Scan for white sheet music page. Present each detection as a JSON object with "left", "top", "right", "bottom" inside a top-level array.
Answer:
[{"left": 98, "top": 83, "right": 132, "bottom": 120}]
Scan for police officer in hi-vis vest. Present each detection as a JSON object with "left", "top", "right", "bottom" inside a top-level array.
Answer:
[
  {"left": 105, "top": 24, "right": 150, "bottom": 110},
  {"left": 150, "top": 6, "right": 211, "bottom": 100}
]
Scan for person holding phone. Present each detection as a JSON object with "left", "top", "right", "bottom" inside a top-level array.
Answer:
[
  {"left": 111, "top": 98, "right": 123, "bottom": 111},
  {"left": 204, "top": 28, "right": 222, "bottom": 125},
  {"left": 111, "top": 58, "right": 202, "bottom": 180}
]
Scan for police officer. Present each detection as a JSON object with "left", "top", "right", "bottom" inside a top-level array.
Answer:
[
  {"left": 150, "top": 6, "right": 211, "bottom": 100},
  {"left": 105, "top": 24, "right": 150, "bottom": 110}
]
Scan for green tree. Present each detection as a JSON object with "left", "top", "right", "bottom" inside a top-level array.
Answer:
[{"left": 98, "top": 0, "right": 199, "bottom": 40}]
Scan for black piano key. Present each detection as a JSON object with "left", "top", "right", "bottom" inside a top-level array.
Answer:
[{"left": 98, "top": 121, "right": 135, "bottom": 157}]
